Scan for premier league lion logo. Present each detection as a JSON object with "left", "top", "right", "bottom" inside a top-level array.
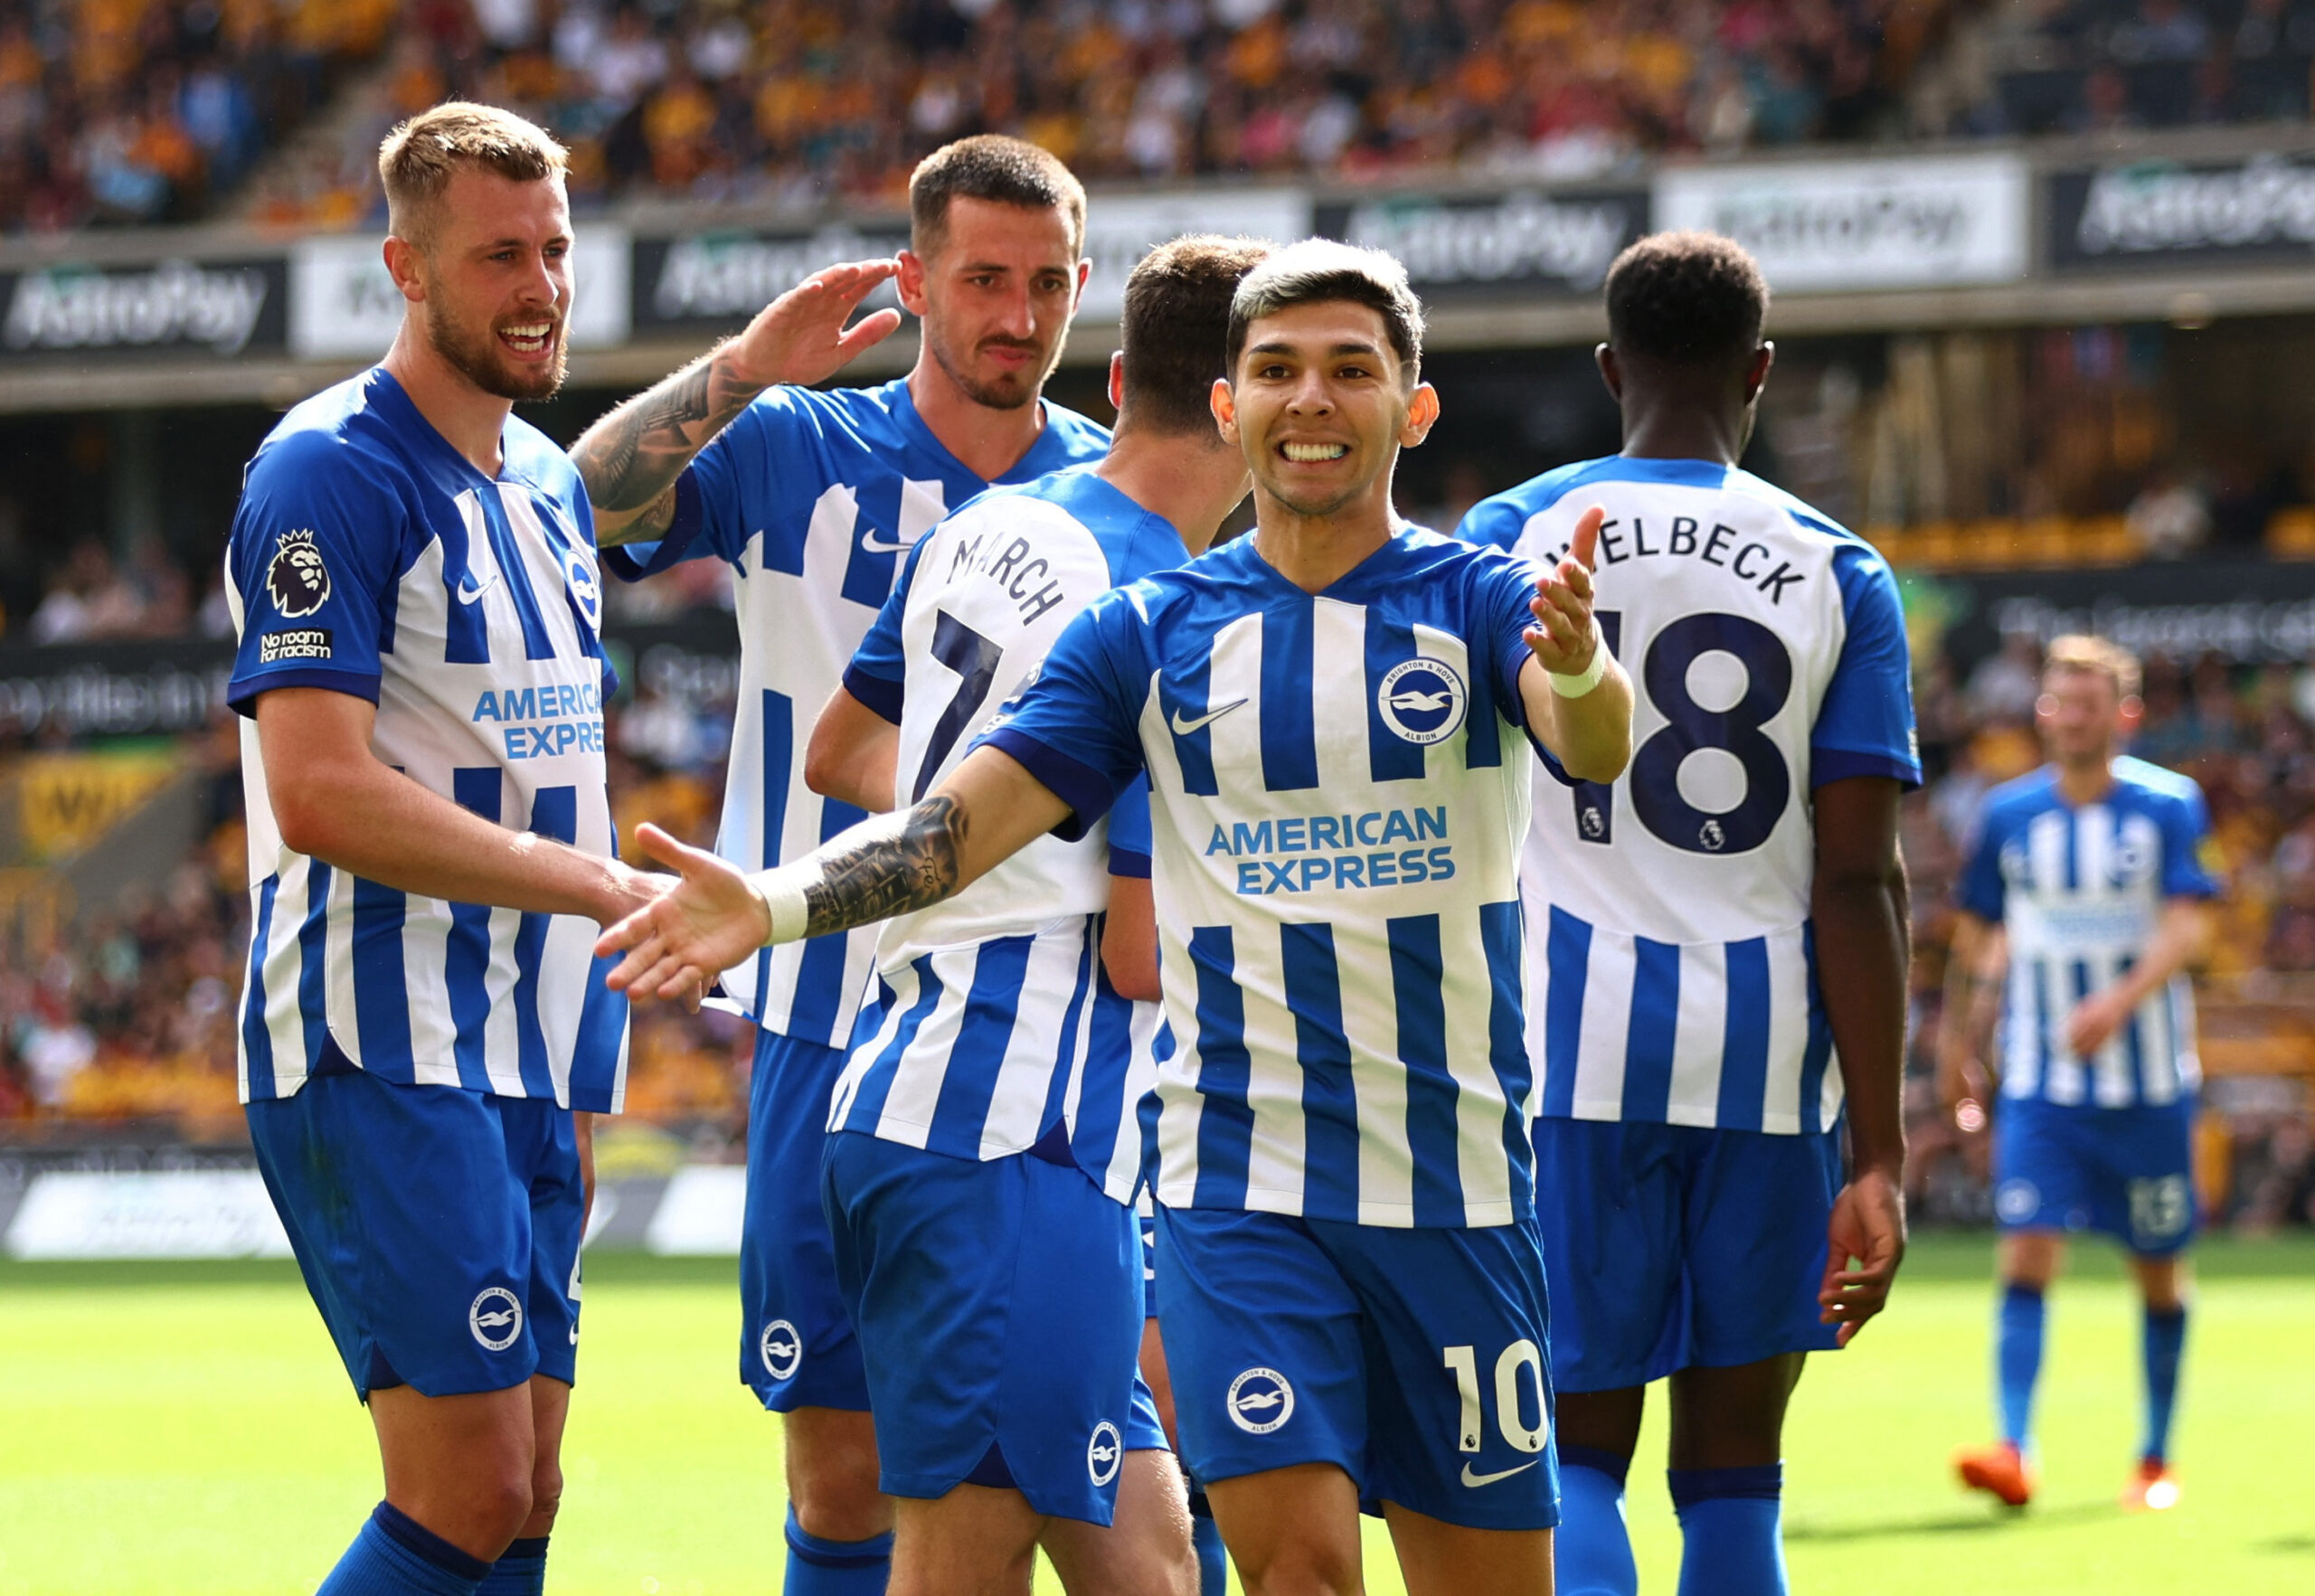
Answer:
[{"left": 266, "top": 529, "right": 332, "bottom": 619}]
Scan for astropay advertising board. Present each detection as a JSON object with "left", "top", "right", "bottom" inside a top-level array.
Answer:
[
  {"left": 288, "top": 227, "right": 632, "bottom": 360},
  {"left": 1654, "top": 154, "right": 2029, "bottom": 292}
]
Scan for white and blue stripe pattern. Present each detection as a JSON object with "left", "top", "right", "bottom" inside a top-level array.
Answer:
[
  {"left": 602, "top": 381, "right": 1109, "bottom": 1050},
  {"left": 981, "top": 529, "right": 1543, "bottom": 1228},
  {"left": 1961, "top": 759, "right": 2216, "bottom": 1109},
  {"left": 228, "top": 368, "right": 628, "bottom": 1111}
]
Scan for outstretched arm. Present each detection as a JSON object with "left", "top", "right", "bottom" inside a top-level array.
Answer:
[
  {"left": 572, "top": 260, "right": 903, "bottom": 546},
  {"left": 596, "top": 743, "right": 1072, "bottom": 1001},
  {"left": 1517, "top": 505, "right": 1633, "bottom": 783},
  {"left": 1810, "top": 775, "right": 1911, "bottom": 1346}
]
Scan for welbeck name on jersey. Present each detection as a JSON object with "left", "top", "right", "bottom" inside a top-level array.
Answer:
[{"left": 1534, "top": 515, "right": 1811, "bottom": 605}]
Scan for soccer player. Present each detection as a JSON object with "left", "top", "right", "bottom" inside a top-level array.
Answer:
[
  {"left": 568, "top": 136, "right": 1111, "bottom": 1591},
  {"left": 1941, "top": 635, "right": 2215, "bottom": 1513},
  {"left": 595, "top": 239, "right": 1637, "bottom": 1596},
  {"left": 227, "top": 103, "right": 657, "bottom": 1596},
  {"left": 1456, "top": 231, "right": 1917, "bottom": 1596},
  {"left": 797, "top": 233, "right": 1272, "bottom": 1593}
]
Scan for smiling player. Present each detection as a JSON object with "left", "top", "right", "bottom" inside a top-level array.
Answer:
[
  {"left": 228, "top": 103, "right": 657, "bottom": 1596},
  {"left": 592, "top": 240, "right": 1636, "bottom": 1596}
]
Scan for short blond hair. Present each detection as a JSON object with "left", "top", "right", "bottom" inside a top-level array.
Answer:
[
  {"left": 380, "top": 102, "right": 567, "bottom": 249},
  {"left": 2044, "top": 634, "right": 2142, "bottom": 702}
]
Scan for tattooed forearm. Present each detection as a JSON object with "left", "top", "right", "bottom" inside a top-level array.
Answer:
[
  {"left": 572, "top": 345, "right": 762, "bottom": 535},
  {"left": 800, "top": 795, "right": 967, "bottom": 939}
]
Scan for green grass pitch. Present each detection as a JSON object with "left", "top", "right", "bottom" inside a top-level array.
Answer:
[{"left": 2, "top": 1234, "right": 2311, "bottom": 1594}]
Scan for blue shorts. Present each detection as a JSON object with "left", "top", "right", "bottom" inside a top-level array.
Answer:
[
  {"left": 1155, "top": 1205, "right": 1558, "bottom": 1532},
  {"left": 741, "top": 1027, "right": 869, "bottom": 1412},
  {"left": 1994, "top": 1096, "right": 2197, "bottom": 1256},
  {"left": 247, "top": 1069, "right": 582, "bottom": 1401},
  {"left": 824, "top": 1130, "right": 1149, "bottom": 1525},
  {"left": 1140, "top": 1202, "right": 1159, "bottom": 1317},
  {"left": 1531, "top": 1118, "right": 1842, "bottom": 1393}
]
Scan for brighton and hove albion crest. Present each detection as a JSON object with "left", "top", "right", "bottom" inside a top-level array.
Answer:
[
  {"left": 266, "top": 529, "right": 331, "bottom": 619},
  {"left": 1377, "top": 657, "right": 1468, "bottom": 746}
]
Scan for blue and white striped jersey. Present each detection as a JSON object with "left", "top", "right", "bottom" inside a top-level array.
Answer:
[
  {"left": 1460, "top": 457, "right": 1920, "bottom": 1135},
  {"left": 1959, "top": 758, "right": 2216, "bottom": 1109},
  {"left": 226, "top": 368, "right": 628, "bottom": 1111},
  {"left": 982, "top": 527, "right": 1543, "bottom": 1230},
  {"left": 604, "top": 378, "right": 1108, "bottom": 1048},
  {"left": 827, "top": 467, "right": 1181, "bottom": 1203}
]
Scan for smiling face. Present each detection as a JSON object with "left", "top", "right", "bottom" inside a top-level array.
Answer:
[
  {"left": 902, "top": 195, "right": 1087, "bottom": 411},
  {"left": 406, "top": 166, "right": 574, "bottom": 402},
  {"left": 1214, "top": 298, "right": 1438, "bottom": 521}
]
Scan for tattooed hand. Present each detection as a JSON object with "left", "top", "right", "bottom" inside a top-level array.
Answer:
[{"left": 572, "top": 258, "right": 903, "bottom": 546}]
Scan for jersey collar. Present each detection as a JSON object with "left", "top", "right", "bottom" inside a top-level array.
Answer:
[{"left": 887, "top": 376, "right": 1085, "bottom": 489}]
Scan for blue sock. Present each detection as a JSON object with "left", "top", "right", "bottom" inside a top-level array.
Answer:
[
  {"left": 1996, "top": 1281, "right": 2046, "bottom": 1452},
  {"left": 783, "top": 1504, "right": 893, "bottom": 1595},
  {"left": 2141, "top": 1303, "right": 2187, "bottom": 1464},
  {"left": 317, "top": 1503, "right": 491, "bottom": 1596},
  {"left": 476, "top": 1535, "right": 550, "bottom": 1596},
  {"left": 1554, "top": 1446, "right": 1638, "bottom": 1596},
  {"left": 1190, "top": 1500, "right": 1227, "bottom": 1596},
  {"left": 1669, "top": 1463, "right": 1785, "bottom": 1596}
]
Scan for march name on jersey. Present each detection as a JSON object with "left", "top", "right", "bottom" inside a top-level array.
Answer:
[
  {"left": 1458, "top": 456, "right": 1920, "bottom": 1136},
  {"left": 226, "top": 367, "right": 629, "bottom": 1111},
  {"left": 602, "top": 378, "right": 1109, "bottom": 1049},
  {"left": 827, "top": 465, "right": 1186, "bottom": 1203},
  {"left": 1959, "top": 757, "right": 2217, "bottom": 1109},
  {"left": 980, "top": 527, "right": 1544, "bottom": 1230}
]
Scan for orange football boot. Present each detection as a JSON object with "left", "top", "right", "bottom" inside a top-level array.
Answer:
[
  {"left": 2120, "top": 1457, "right": 2182, "bottom": 1512},
  {"left": 1953, "top": 1441, "right": 2035, "bottom": 1508}
]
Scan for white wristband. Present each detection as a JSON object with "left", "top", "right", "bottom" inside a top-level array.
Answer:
[
  {"left": 745, "top": 866, "right": 813, "bottom": 946},
  {"left": 1548, "top": 621, "right": 1609, "bottom": 699}
]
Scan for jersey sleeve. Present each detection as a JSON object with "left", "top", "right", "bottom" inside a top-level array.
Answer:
[
  {"left": 225, "top": 433, "right": 407, "bottom": 716},
  {"left": 1469, "top": 550, "right": 1542, "bottom": 724},
  {"left": 1811, "top": 543, "right": 1923, "bottom": 789},
  {"left": 1107, "top": 776, "right": 1153, "bottom": 878},
  {"left": 1957, "top": 810, "right": 2008, "bottom": 923},
  {"left": 1452, "top": 496, "right": 1524, "bottom": 552},
  {"left": 842, "top": 533, "right": 927, "bottom": 725},
  {"left": 2160, "top": 785, "right": 2221, "bottom": 899},
  {"left": 600, "top": 394, "right": 806, "bottom": 580},
  {"left": 974, "top": 587, "right": 1151, "bottom": 841}
]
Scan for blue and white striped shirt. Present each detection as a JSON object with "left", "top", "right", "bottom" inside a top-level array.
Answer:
[
  {"left": 826, "top": 467, "right": 1179, "bottom": 1202},
  {"left": 1460, "top": 457, "right": 1920, "bottom": 1135},
  {"left": 983, "top": 528, "right": 1542, "bottom": 1229},
  {"left": 604, "top": 379, "right": 1109, "bottom": 1049},
  {"left": 227, "top": 368, "right": 628, "bottom": 1110},
  {"left": 1959, "top": 759, "right": 2216, "bottom": 1109}
]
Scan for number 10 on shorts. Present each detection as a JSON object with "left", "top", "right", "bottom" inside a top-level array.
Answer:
[{"left": 1442, "top": 1341, "right": 1550, "bottom": 1454}]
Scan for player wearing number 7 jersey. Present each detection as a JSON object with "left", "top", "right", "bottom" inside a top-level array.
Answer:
[{"left": 1458, "top": 232, "right": 1918, "bottom": 1596}]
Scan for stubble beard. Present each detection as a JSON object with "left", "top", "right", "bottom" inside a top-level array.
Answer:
[
  {"left": 926, "top": 321, "right": 1059, "bottom": 412},
  {"left": 426, "top": 298, "right": 568, "bottom": 403}
]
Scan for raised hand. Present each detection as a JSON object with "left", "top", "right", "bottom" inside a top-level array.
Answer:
[
  {"left": 594, "top": 824, "right": 771, "bottom": 1005},
  {"left": 723, "top": 259, "right": 906, "bottom": 391},
  {"left": 1526, "top": 504, "right": 1605, "bottom": 675}
]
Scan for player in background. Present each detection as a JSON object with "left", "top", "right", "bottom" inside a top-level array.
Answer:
[
  {"left": 568, "top": 136, "right": 1109, "bottom": 1594},
  {"left": 228, "top": 104, "right": 662, "bottom": 1596},
  {"left": 1941, "top": 636, "right": 2216, "bottom": 1513},
  {"left": 1458, "top": 231, "right": 1915, "bottom": 1596},
  {"left": 798, "top": 234, "right": 1271, "bottom": 1594},
  {"left": 593, "top": 240, "right": 1636, "bottom": 1596}
]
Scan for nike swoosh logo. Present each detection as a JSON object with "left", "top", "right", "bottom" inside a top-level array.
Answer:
[
  {"left": 858, "top": 529, "right": 918, "bottom": 554},
  {"left": 1461, "top": 1459, "right": 1543, "bottom": 1488},
  {"left": 1170, "top": 698, "right": 1247, "bottom": 736},
  {"left": 456, "top": 571, "right": 498, "bottom": 604}
]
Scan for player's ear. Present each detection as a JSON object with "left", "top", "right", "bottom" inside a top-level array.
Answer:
[
  {"left": 895, "top": 249, "right": 931, "bottom": 316},
  {"left": 383, "top": 235, "right": 426, "bottom": 304},
  {"left": 1400, "top": 382, "right": 1441, "bottom": 447},
  {"left": 1745, "top": 342, "right": 1775, "bottom": 404},
  {"left": 1595, "top": 343, "right": 1621, "bottom": 401},
  {"left": 2119, "top": 694, "right": 2146, "bottom": 736},
  {"left": 1108, "top": 352, "right": 1125, "bottom": 415},
  {"left": 1211, "top": 377, "right": 1238, "bottom": 443}
]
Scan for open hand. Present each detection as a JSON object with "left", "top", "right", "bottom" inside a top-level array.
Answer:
[
  {"left": 2065, "top": 987, "right": 2135, "bottom": 1057},
  {"left": 1819, "top": 1165, "right": 1906, "bottom": 1346},
  {"left": 726, "top": 260, "right": 905, "bottom": 391},
  {"left": 594, "top": 824, "right": 773, "bottom": 1006},
  {"left": 1526, "top": 505, "right": 1604, "bottom": 675}
]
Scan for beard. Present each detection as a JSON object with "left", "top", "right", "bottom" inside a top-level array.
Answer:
[
  {"left": 925, "top": 323, "right": 1059, "bottom": 411},
  {"left": 425, "top": 299, "right": 567, "bottom": 402}
]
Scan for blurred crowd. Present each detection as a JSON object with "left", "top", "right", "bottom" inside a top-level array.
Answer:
[{"left": 1972, "top": 0, "right": 2315, "bottom": 135}]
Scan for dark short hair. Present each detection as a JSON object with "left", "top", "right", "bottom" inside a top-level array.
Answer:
[
  {"left": 1119, "top": 236, "right": 1275, "bottom": 435},
  {"left": 380, "top": 102, "right": 566, "bottom": 250},
  {"left": 909, "top": 135, "right": 1087, "bottom": 260},
  {"left": 1604, "top": 231, "right": 1769, "bottom": 364},
  {"left": 1225, "top": 240, "right": 1424, "bottom": 382}
]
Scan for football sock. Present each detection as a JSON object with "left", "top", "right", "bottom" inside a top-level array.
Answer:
[
  {"left": 317, "top": 1502, "right": 491, "bottom": 1596},
  {"left": 476, "top": 1535, "right": 550, "bottom": 1595},
  {"left": 1190, "top": 1499, "right": 1227, "bottom": 1596},
  {"left": 1668, "top": 1463, "right": 1786, "bottom": 1596},
  {"left": 2140, "top": 1303, "right": 2188, "bottom": 1464},
  {"left": 783, "top": 1504, "right": 893, "bottom": 1595},
  {"left": 1996, "top": 1281, "right": 2046, "bottom": 1452},
  {"left": 1554, "top": 1445, "right": 1639, "bottom": 1596}
]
